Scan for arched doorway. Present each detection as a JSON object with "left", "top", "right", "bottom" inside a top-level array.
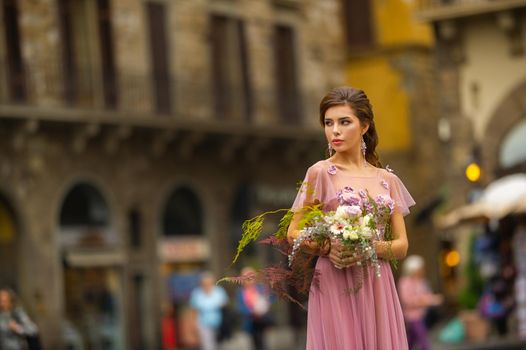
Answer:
[
  {"left": 0, "top": 193, "right": 19, "bottom": 289},
  {"left": 159, "top": 186, "right": 207, "bottom": 349},
  {"left": 499, "top": 119, "right": 526, "bottom": 173},
  {"left": 59, "top": 182, "right": 124, "bottom": 350},
  {"left": 482, "top": 79, "right": 526, "bottom": 178}
]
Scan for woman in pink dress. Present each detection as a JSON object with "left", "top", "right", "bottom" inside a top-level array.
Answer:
[{"left": 287, "top": 86, "right": 415, "bottom": 349}]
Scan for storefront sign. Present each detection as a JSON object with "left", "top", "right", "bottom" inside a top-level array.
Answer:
[
  {"left": 158, "top": 237, "right": 210, "bottom": 262},
  {"left": 65, "top": 249, "right": 125, "bottom": 267},
  {"left": 59, "top": 227, "right": 119, "bottom": 249}
]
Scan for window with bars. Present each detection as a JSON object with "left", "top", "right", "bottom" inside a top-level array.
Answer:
[
  {"left": 274, "top": 24, "right": 301, "bottom": 124},
  {"left": 342, "top": 0, "right": 375, "bottom": 50},
  {"left": 210, "top": 14, "right": 252, "bottom": 121},
  {"left": 2, "top": 0, "right": 26, "bottom": 102},
  {"left": 57, "top": 0, "right": 118, "bottom": 108},
  {"left": 97, "top": 0, "right": 118, "bottom": 109},
  {"left": 147, "top": 2, "right": 171, "bottom": 115}
]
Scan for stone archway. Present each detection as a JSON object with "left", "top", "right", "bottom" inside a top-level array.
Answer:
[
  {"left": 482, "top": 79, "right": 526, "bottom": 178},
  {"left": 58, "top": 182, "right": 124, "bottom": 350}
]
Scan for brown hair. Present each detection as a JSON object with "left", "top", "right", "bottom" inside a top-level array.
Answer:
[{"left": 319, "top": 86, "right": 382, "bottom": 167}]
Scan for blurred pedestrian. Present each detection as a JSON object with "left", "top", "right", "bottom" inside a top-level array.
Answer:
[
  {"left": 161, "top": 302, "right": 177, "bottom": 350},
  {"left": 189, "top": 272, "right": 228, "bottom": 350},
  {"left": 398, "top": 255, "right": 443, "bottom": 350},
  {"left": 236, "top": 266, "right": 273, "bottom": 350},
  {"left": 178, "top": 306, "right": 199, "bottom": 349},
  {"left": 513, "top": 217, "right": 526, "bottom": 339},
  {"left": 0, "top": 287, "right": 40, "bottom": 350}
]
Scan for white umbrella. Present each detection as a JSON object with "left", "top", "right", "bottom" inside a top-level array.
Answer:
[{"left": 436, "top": 173, "right": 526, "bottom": 229}]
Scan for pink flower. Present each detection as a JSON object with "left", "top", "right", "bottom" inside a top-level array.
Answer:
[
  {"left": 375, "top": 195, "right": 395, "bottom": 213},
  {"left": 381, "top": 180, "right": 389, "bottom": 190},
  {"left": 330, "top": 223, "right": 345, "bottom": 236},
  {"left": 327, "top": 165, "right": 337, "bottom": 175},
  {"left": 343, "top": 205, "right": 362, "bottom": 217},
  {"left": 338, "top": 190, "right": 361, "bottom": 206}
]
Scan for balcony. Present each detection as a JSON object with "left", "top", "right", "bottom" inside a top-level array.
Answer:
[
  {"left": 416, "top": 0, "right": 526, "bottom": 21},
  {"left": 0, "top": 63, "right": 324, "bottom": 161}
]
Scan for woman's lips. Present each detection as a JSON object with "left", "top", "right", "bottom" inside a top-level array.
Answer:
[{"left": 332, "top": 140, "right": 343, "bottom": 146}]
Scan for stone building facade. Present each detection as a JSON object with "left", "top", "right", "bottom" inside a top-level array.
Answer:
[
  {"left": 417, "top": 0, "right": 526, "bottom": 304},
  {"left": 418, "top": 0, "right": 526, "bottom": 202},
  {"left": 0, "top": 0, "right": 346, "bottom": 348}
]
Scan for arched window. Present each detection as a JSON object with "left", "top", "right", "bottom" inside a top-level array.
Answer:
[
  {"left": 162, "top": 187, "right": 202, "bottom": 236},
  {"left": 60, "top": 183, "right": 110, "bottom": 227},
  {"left": 500, "top": 119, "right": 526, "bottom": 169}
]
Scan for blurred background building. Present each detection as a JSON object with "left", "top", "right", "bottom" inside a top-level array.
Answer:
[
  {"left": 3, "top": 0, "right": 524, "bottom": 348},
  {"left": 416, "top": 0, "right": 526, "bottom": 343},
  {"left": 0, "top": 0, "right": 346, "bottom": 348},
  {"left": 417, "top": 0, "right": 526, "bottom": 212}
]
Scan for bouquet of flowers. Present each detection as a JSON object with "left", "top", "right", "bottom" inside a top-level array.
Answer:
[
  {"left": 222, "top": 183, "right": 397, "bottom": 304},
  {"left": 289, "top": 186, "right": 395, "bottom": 278}
]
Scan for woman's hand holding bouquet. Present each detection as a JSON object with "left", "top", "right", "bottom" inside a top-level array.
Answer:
[{"left": 290, "top": 186, "right": 396, "bottom": 279}]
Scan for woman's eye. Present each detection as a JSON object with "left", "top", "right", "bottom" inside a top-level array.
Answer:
[
  {"left": 341, "top": 120, "right": 350, "bottom": 125},
  {"left": 324, "top": 121, "right": 332, "bottom": 126}
]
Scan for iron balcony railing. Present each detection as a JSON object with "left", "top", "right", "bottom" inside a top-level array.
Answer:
[{"left": 0, "top": 62, "right": 314, "bottom": 127}]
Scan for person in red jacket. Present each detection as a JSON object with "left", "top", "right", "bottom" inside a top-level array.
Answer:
[{"left": 161, "top": 302, "right": 177, "bottom": 350}]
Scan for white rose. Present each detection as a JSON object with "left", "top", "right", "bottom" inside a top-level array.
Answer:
[
  {"left": 361, "top": 214, "right": 373, "bottom": 228},
  {"left": 343, "top": 229, "right": 359, "bottom": 241},
  {"left": 361, "top": 227, "right": 373, "bottom": 239},
  {"left": 335, "top": 206, "right": 350, "bottom": 220}
]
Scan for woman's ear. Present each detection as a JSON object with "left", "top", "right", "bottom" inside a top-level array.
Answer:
[{"left": 361, "top": 122, "right": 370, "bottom": 136}]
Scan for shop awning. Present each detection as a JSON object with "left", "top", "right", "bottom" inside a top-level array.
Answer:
[{"left": 436, "top": 173, "right": 526, "bottom": 229}]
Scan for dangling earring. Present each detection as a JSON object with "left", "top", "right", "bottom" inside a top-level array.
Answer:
[
  {"left": 361, "top": 136, "right": 367, "bottom": 165},
  {"left": 328, "top": 143, "right": 334, "bottom": 157}
]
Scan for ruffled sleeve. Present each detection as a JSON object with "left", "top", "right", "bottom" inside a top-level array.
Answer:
[
  {"left": 388, "top": 173, "right": 416, "bottom": 216},
  {"left": 291, "top": 163, "right": 325, "bottom": 212}
]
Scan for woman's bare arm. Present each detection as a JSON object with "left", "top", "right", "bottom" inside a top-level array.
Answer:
[{"left": 373, "top": 211, "right": 408, "bottom": 260}]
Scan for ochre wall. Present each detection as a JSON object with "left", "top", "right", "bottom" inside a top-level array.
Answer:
[{"left": 346, "top": 56, "right": 411, "bottom": 152}]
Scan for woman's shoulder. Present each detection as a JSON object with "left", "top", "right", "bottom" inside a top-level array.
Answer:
[
  {"left": 305, "top": 159, "right": 330, "bottom": 175},
  {"left": 377, "top": 166, "right": 401, "bottom": 182},
  {"left": 309, "top": 159, "right": 329, "bottom": 170}
]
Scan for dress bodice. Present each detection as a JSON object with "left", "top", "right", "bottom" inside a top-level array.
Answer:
[{"left": 292, "top": 159, "right": 415, "bottom": 229}]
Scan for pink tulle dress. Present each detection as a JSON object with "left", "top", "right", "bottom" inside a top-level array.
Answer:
[{"left": 292, "top": 160, "right": 415, "bottom": 350}]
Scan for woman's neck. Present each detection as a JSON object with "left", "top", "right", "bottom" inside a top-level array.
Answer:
[{"left": 331, "top": 151, "right": 367, "bottom": 170}]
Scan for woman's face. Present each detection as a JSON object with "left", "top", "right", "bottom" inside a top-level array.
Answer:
[{"left": 324, "top": 104, "right": 368, "bottom": 155}]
